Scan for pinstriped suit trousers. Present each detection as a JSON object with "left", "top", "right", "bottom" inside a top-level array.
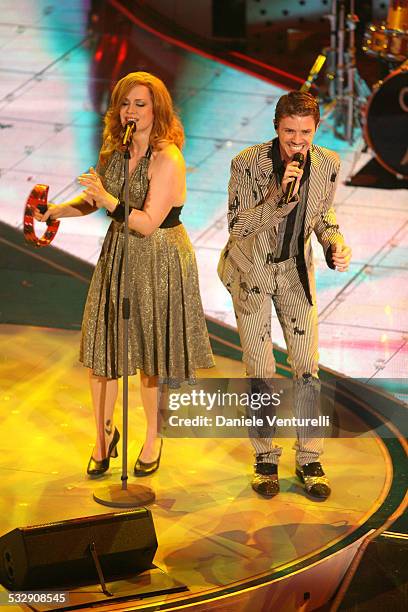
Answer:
[{"left": 234, "top": 257, "right": 324, "bottom": 466}]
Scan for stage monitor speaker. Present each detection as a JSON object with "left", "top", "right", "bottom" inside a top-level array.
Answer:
[{"left": 0, "top": 509, "right": 157, "bottom": 591}]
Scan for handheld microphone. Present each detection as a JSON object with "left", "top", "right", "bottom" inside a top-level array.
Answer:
[
  {"left": 284, "top": 152, "right": 304, "bottom": 204},
  {"left": 121, "top": 120, "right": 136, "bottom": 150}
]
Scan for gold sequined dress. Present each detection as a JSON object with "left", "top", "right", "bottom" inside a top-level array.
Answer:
[{"left": 79, "top": 148, "right": 214, "bottom": 384}]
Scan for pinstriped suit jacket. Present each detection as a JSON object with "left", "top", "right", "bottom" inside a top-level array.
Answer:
[{"left": 217, "top": 140, "right": 344, "bottom": 314}]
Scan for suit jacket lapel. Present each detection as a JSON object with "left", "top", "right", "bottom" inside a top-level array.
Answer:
[
  {"left": 305, "top": 145, "right": 322, "bottom": 231},
  {"left": 252, "top": 141, "right": 275, "bottom": 203},
  {"left": 257, "top": 140, "right": 274, "bottom": 179}
]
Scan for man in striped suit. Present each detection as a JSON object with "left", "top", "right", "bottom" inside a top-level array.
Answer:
[{"left": 218, "top": 92, "right": 352, "bottom": 499}]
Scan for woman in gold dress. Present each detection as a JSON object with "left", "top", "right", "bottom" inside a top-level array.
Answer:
[{"left": 35, "top": 72, "right": 214, "bottom": 476}]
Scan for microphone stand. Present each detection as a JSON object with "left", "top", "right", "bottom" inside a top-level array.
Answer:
[{"left": 94, "top": 142, "right": 155, "bottom": 508}]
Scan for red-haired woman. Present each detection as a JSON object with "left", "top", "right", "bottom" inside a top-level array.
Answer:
[{"left": 35, "top": 72, "right": 214, "bottom": 477}]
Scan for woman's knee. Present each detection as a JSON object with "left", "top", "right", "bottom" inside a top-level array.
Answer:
[
  {"left": 140, "top": 370, "right": 158, "bottom": 387},
  {"left": 88, "top": 369, "right": 117, "bottom": 383}
]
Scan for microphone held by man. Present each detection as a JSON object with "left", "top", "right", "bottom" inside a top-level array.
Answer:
[{"left": 283, "top": 152, "right": 304, "bottom": 204}]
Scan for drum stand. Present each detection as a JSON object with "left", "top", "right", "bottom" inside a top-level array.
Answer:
[
  {"left": 305, "top": 0, "right": 369, "bottom": 144},
  {"left": 344, "top": 136, "right": 369, "bottom": 184}
]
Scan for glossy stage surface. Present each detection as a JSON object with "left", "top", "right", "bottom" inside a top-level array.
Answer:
[{"left": 0, "top": 324, "right": 405, "bottom": 611}]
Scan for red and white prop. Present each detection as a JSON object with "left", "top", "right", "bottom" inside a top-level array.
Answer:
[{"left": 23, "top": 184, "right": 60, "bottom": 247}]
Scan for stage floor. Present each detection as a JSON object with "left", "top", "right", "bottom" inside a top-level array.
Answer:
[{"left": 0, "top": 324, "right": 396, "bottom": 610}]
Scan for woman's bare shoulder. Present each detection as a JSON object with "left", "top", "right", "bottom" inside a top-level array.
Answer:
[{"left": 153, "top": 142, "right": 185, "bottom": 168}]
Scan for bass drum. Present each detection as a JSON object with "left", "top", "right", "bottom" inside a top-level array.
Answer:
[{"left": 363, "top": 63, "right": 408, "bottom": 179}]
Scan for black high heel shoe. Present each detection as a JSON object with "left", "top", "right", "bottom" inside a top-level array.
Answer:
[
  {"left": 134, "top": 439, "right": 163, "bottom": 477},
  {"left": 87, "top": 427, "right": 120, "bottom": 477}
]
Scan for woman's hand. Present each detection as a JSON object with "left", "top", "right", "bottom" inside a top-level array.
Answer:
[
  {"left": 33, "top": 203, "right": 59, "bottom": 222},
  {"left": 78, "top": 167, "right": 118, "bottom": 212}
]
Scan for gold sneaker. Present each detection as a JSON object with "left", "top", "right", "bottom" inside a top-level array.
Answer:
[
  {"left": 251, "top": 461, "right": 279, "bottom": 497},
  {"left": 296, "top": 462, "right": 331, "bottom": 499}
]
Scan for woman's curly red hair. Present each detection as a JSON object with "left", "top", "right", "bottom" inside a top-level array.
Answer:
[{"left": 99, "top": 72, "right": 184, "bottom": 165}]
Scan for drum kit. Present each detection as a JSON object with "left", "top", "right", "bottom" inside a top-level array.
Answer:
[
  {"left": 363, "top": 0, "right": 408, "bottom": 64},
  {"left": 362, "top": 0, "right": 408, "bottom": 180},
  {"left": 303, "top": 0, "right": 408, "bottom": 181}
]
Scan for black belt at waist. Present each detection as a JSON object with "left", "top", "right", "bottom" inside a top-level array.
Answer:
[
  {"left": 160, "top": 206, "right": 183, "bottom": 228},
  {"left": 265, "top": 253, "right": 306, "bottom": 266},
  {"left": 108, "top": 203, "right": 183, "bottom": 228}
]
